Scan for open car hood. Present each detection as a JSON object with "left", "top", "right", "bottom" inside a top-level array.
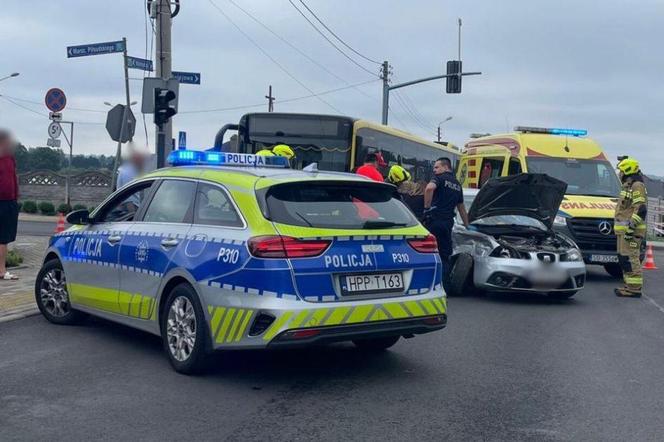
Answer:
[{"left": 468, "top": 173, "right": 568, "bottom": 229}]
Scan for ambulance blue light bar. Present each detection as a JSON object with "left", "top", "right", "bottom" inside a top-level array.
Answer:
[
  {"left": 514, "top": 126, "right": 588, "bottom": 137},
  {"left": 168, "top": 150, "right": 289, "bottom": 168}
]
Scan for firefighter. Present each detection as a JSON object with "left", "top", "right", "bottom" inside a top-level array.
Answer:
[
  {"left": 388, "top": 165, "right": 426, "bottom": 219},
  {"left": 614, "top": 156, "right": 647, "bottom": 298}
]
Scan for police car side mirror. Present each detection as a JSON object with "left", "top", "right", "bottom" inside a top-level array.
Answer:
[{"left": 66, "top": 209, "right": 90, "bottom": 225}]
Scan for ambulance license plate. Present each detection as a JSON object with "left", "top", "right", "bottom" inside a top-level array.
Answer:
[
  {"left": 590, "top": 254, "right": 619, "bottom": 263},
  {"left": 341, "top": 273, "right": 404, "bottom": 295}
]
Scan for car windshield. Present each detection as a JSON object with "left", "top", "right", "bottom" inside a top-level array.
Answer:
[
  {"left": 526, "top": 157, "right": 620, "bottom": 197},
  {"left": 263, "top": 181, "right": 418, "bottom": 229}
]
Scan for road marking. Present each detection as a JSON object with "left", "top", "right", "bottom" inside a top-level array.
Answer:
[{"left": 643, "top": 294, "right": 664, "bottom": 315}]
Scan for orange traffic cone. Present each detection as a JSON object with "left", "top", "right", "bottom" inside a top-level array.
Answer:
[
  {"left": 54, "top": 212, "right": 66, "bottom": 234},
  {"left": 643, "top": 244, "right": 658, "bottom": 270}
]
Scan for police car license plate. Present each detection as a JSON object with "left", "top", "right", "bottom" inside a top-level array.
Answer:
[
  {"left": 590, "top": 254, "right": 619, "bottom": 263},
  {"left": 341, "top": 273, "right": 404, "bottom": 295}
]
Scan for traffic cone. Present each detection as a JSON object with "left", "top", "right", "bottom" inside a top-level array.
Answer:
[
  {"left": 54, "top": 213, "right": 66, "bottom": 234},
  {"left": 643, "top": 244, "right": 658, "bottom": 270}
]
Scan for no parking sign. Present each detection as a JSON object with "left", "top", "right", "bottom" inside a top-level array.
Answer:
[{"left": 45, "top": 88, "right": 67, "bottom": 113}]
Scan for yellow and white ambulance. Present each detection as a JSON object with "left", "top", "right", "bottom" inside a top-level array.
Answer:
[{"left": 457, "top": 127, "right": 623, "bottom": 277}]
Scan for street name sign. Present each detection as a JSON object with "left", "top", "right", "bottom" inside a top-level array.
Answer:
[
  {"left": 172, "top": 71, "right": 201, "bottom": 85},
  {"left": 127, "top": 56, "right": 153, "bottom": 72},
  {"left": 45, "top": 88, "right": 67, "bottom": 112},
  {"left": 67, "top": 40, "right": 125, "bottom": 58}
]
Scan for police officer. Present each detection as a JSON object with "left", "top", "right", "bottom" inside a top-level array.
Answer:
[
  {"left": 423, "top": 157, "right": 469, "bottom": 281},
  {"left": 614, "top": 156, "right": 647, "bottom": 298}
]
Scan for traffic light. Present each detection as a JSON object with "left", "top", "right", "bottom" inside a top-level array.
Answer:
[
  {"left": 446, "top": 60, "right": 462, "bottom": 94},
  {"left": 154, "top": 88, "right": 177, "bottom": 127}
]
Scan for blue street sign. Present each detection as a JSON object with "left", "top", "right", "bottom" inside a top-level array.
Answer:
[
  {"left": 127, "top": 56, "right": 153, "bottom": 72},
  {"left": 67, "top": 40, "right": 125, "bottom": 58},
  {"left": 172, "top": 71, "right": 201, "bottom": 85},
  {"left": 178, "top": 131, "right": 187, "bottom": 150}
]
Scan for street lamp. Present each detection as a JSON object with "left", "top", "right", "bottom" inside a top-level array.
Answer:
[
  {"left": 437, "top": 116, "right": 453, "bottom": 142},
  {"left": 104, "top": 101, "right": 137, "bottom": 107},
  {"left": 0, "top": 72, "right": 20, "bottom": 82}
]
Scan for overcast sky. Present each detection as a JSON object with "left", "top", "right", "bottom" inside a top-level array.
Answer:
[{"left": 1, "top": 0, "right": 662, "bottom": 173}]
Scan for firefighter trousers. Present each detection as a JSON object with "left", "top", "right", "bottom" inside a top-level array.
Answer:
[{"left": 616, "top": 232, "right": 644, "bottom": 293}]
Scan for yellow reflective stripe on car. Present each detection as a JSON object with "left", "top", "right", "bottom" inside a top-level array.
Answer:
[
  {"left": 210, "top": 307, "right": 226, "bottom": 338},
  {"left": 226, "top": 309, "right": 246, "bottom": 343},
  {"left": 260, "top": 296, "right": 447, "bottom": 342},
  {"left": 69, "top": 283, "right": 155, "bottom": 320},
  {"left": 217, "top": 308, "right": 237, "bottom": 343},
  {"left": 235, "top": 310, "right": 253, "bottom": 342}
]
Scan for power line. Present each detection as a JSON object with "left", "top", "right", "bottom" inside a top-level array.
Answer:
[
  {"left": 296, "top": 0, "right": 381, "bottom": 65},
  {"left": 180, "top": 79, "right": 379, "bottom": 114},
  {"left": 226, "top": 0, "right": 377, "bottom": 101},
  {"left": 207, "top": 0, "right": 343, "bottom": 114},
  {"left": 287, "top": 0, "right": 379, "bottom": 78},
  {"left": 0, "top": 96, "right": 104, "bottom": 125},
  {"left": 0, "top": 95, "right": 106, "bottom": 113}
]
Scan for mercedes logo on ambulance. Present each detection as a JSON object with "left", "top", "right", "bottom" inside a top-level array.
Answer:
[{"left": 598, "top": 220, "right": 613, "bottom": 236}]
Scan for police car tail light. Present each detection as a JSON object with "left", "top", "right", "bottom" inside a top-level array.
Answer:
[
  {"left": 407, "top": 235, "right": 438, "bottom": 253},
  {"left": 248, "top": 236, "right": 331, "bottom": 259}
]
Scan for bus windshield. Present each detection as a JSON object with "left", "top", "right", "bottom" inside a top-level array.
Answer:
[
  {"left": 526, "top": 157, "right": 620, "bottom": 197},
  {"left": 241, "top": 114, "right": 353, "bottom": 172}
]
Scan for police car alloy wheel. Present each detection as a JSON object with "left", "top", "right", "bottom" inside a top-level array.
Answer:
[
  {"left": 161, "top": 284, "right": 210, "bottom": 374},
  {"left": 35, "top": 259, "right": 86, "bottom": 325}
]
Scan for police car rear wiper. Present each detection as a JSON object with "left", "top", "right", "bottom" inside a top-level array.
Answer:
[{"left": 362, "top": 220, "right": 408, "bottom": 229}]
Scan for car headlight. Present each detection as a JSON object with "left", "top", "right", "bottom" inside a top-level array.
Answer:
[
  {"left": 554, "top": 215, "right": 568, "bottom": 226},
  {"left": 564, "top": 249, "right": 583, "bottom": 262}
]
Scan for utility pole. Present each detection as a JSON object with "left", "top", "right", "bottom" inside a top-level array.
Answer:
[
  {"left": 265, "top": 85, "right": 275, "bottom": 112},
  {"left": 154, "top": 0, "right": 173, "bottom": 158},
  {"left": 380, "top": 61, "right": 390, "bottom": 125}
]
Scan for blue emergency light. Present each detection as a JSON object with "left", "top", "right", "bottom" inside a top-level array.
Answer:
[
  {"left": 167, "top": 150, "right": 290, "bottom": 168},
  {"left": 514, "top": 126, "right": 588, "bottom": 137}
]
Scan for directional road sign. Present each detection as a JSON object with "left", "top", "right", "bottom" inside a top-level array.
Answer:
[
  {"left": 127, "top": 56, "right": 153, "bottom": 72},
  {"left": 67, "top": 40, "right": 125, "bottom": 58},
  {"left": 45, "top": 88, "right": 67, "bottom": 112},
  {"left": 48, "top": 122, "right": 62, "bottom": 139},
  {"left": 172, "top": 71, "right": 201, "bottom": 85},
  {"left": 106, "top": 105, "right": 136, "bottom": 143}
]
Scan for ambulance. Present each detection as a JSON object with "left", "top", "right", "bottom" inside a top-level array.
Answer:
[{"left": 457, "top": 127, "right": 623, "bottom": 277}]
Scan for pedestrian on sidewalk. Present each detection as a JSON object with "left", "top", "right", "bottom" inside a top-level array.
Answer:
[{"left": 0, "top": 129, "right": 19, "bottom": 280}]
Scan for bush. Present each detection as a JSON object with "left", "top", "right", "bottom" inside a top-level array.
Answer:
[
  {"left": 57, "top": 203, "right": 72, "bottom": 214},
  {"left": 16, "top": 201, "right": 22, "bottom": 212},
  {"left": 6, "top": 250, "right": 23, "bottom": 268},
  {"left": 38, "top": 201, "right": 56, "bottom": 216},
  {"left": 88, "top": 206, "right": 96, "bottom": 213},
  {"left": 22, "top": 200, "right": 37, "bottom": 214},
  {"left": 73, "top": 204, "right": 87, "bottom": 211}
]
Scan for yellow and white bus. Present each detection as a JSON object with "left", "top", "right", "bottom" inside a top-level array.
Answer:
[{"left": 214, "top": 112, "right": 460, "bottom": 182}]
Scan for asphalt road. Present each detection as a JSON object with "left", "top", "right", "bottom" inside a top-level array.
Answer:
[{"left": 2, "top": 258, "right": 664, "bottom": 441}]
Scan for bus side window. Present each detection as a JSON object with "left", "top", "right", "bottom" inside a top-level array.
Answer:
[
  {"left": 508, "top": 158, "right": 522, "bottom": 175},
  {"left": 479, "top": 158, "right": 505, "bottom": 188}
]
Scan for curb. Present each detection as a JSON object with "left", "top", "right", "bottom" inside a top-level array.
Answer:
[{"left": 0, "top": 305, "right": 39, "bottom": 324}]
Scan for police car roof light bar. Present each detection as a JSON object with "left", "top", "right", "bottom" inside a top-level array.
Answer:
[
  {"left": 168, "top": 150, "right": 289, "bottom": 168},
  {"left": 514, "top": 126, "right": 588, "bottom": 137}
]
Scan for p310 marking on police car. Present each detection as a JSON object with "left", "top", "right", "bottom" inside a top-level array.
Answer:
[{"left": 217, "top": 247, "right": 240, "bottom": 264}]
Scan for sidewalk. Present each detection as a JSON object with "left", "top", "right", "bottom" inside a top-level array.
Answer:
[
  {"left": 0, "top": 236, "right": 48, "bottom": 323},
  {"left": 18, "top": 213, "right": 59, "bottom": 222}
]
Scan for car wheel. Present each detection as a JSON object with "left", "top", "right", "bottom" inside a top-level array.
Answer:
[
  {"left": 353, "top": 335, "right": 400, "bottom": 351},
  {"left": 35, "top": 259, "right": 86, "bottom": 325},
  {"left": 604, "top": 263, "right": 623, "bottom": 279},
  {"left": 548, "top": 291, "right": 577, "bottom": 300},
  {"left": 161, "top": 283, "right": 210, "bottom": 375},
  {"left": 448, "top": 253, "right": 475, "bottom": 296}
]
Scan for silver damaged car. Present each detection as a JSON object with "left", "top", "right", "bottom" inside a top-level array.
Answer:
[{"left": 449, "top": 173, "right": 586, "bottom": 299}]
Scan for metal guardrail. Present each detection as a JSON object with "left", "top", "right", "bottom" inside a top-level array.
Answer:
[{"left": 648, "top": 197, "right": 664, "bottom": 237}]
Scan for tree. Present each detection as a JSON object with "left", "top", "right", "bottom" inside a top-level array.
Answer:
[
  {"left": 14, "top": 143, "right": 30, "bottom": 173},
  {"left": 28, "top": 147, "right": 64, "bottom": 171}
]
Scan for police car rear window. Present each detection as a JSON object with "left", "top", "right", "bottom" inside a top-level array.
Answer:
[{"left": 263, "top": 182, "right": 418, "bottom": 229}]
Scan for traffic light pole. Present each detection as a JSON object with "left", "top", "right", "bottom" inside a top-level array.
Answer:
[
  {"left": 155, "top": 0, "right": 173, "bottom": 160},
  {"left": 380, "top": 63, "right": 481, "bottom": 125}
]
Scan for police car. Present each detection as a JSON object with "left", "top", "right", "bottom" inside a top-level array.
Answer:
[{"left": 35, "top": 151, "right": 447, "bottom": 374}]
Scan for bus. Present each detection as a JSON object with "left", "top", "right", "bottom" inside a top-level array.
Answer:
[{"left": 213, "top": 112, "right": 460, "bottom": 182}]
